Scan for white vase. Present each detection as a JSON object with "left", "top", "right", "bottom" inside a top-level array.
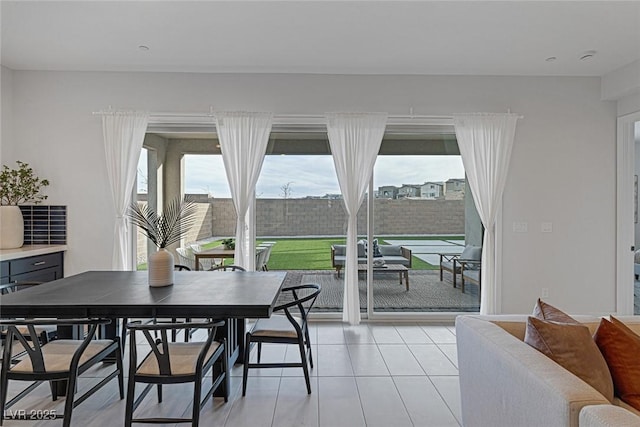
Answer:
[
  {"left": 148, "top": 248, "right": 174, "bottom": 287},
  {"left": 0, "top": 206, "right": 24, "bottom": 249}
]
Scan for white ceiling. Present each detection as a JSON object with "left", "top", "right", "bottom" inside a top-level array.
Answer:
[{"left": 2, "top": 1, "right": 639, "bottom": 77}]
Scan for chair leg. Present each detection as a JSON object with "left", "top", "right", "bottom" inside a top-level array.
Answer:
[
  {"left": 62, "top": 370, "right": 78, "bottom": 427},
  {"left": 242, "top": 333, "right": 252, "bottom": 397},
  {"left": 298, "top": 340, "right": 311, "bottom": 394},
  {"left": 0, "top": 366, "right": 9, "bottom": 426},
  {"left": 124, "top": 379, "right": 135, "bottom": 427},
  {"left": 222, "top": 345, "right": 229, "bottom": 402},
  {"left": 192, "top": 376, "right": 202, "bottom": 427},
  {"left": 439, "top": 267, "right": 443, "bottom": 281},
  {"left": 49, "top": 380, "right": 58, "bottom": 400},
  {"left": 116, "top": 341, "right": 125, "bottom": 399},
  {"left": 304, "top": 327, "right": 314, "bottom": 369},
  {"left": 257, "top": 342, "right": 262, "bottom": 363},
  {"left": 157, "top": 384, "right": 163, "bottom": 403}
]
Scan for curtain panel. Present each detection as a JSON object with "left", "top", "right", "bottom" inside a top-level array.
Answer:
[
  {"left": 326, "top": 112, "right": 387, "bottom": 325},
  {"left": 215, "top": 112, "right": 273, "bottom": 271},
  {"left": 453, "top": 113, "right": 519, "bottom": 314},
  {"left": 102, "top": 111, "right": 149, "bottom": 270}
]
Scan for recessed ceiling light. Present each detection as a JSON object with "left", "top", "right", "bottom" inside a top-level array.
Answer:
[
  {"left": 545, "top": 56, "right": 557, "bottom": 62},
  {"left": 579, "top": 50, "right": 597, "bottom": 61},
  {"left": 138, "top": 45, "right": 150, "bottom": 51}
]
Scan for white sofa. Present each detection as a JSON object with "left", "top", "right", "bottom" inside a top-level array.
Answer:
[{"left": 456, "top": 315, "right": 640, "bottom": 427}]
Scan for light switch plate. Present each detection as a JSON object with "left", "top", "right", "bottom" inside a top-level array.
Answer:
[
  {"left": 513, "top": 222, "right": 528, "bottom": 233},
  {"left": 541, "top": 222, "right": 553, "bottom": 233}
]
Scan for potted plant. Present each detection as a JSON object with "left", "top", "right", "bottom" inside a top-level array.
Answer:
[
  {"left": 0, "top": 161, "right": 50, "bottom": 249},
  {"left": 127, "top": 197, "right": 198, "bottom": 287},
  {"left": 221, "top": 238, "right": 235, "bottom": 250}
]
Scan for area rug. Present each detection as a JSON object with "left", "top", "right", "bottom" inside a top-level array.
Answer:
[{"left": 291, "top": 270, "right": 479, "bottom": 312}]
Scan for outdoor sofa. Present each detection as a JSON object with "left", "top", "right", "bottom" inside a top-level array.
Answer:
[{"left": 331, "top": 242, "right": 412, "bottom": 276}]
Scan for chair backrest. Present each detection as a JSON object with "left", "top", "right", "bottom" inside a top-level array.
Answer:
[
  {"left": 174, "top": 264, "right": 191, "bottom": 271},
  {"left": 126, "top": 320, "right": 224, "bottom": 376},
  {"left": 256, "top": 247, "right": 268, "bottom": 271},
  {"left": 274, "top": 283, "right": 321, "bottom": 334},
  {"left": 460, "top": 245, "right": 482, "bottom": 261},
  {"left": 176, "top": 247, "right": 196, "bottom": 270},
  {"left": 208, "top": 265, "right": 246, "bottom": 272},
  {"left": 257, "top": 244, "right": 273, "bottom": 265}
]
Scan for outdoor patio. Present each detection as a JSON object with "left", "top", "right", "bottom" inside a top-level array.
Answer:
[{"left": 283, "top": 269, "right": 480, "bottom": 313}]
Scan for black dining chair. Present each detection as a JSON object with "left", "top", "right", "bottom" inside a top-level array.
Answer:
[
  {"left": 0, "top": 318, "right": 124, "bottom": 427},
  {"left": 207, "top": 264, "right": 246, "bottom": 272},
  {"left": 124, "top": 320, "right": 228, "bottom": 427},
  {"left": 242, "top": 283, "right": 321, "bottom": 396},
  {"left": 0, "top": 282, "right": 57, "bottom": 345}
]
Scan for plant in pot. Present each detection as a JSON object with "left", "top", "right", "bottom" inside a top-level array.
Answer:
[
  {"left": 127, "top": 197, "right": 198, "bottom": 287},
  {"left": 221, "top": 238, "right": 235, "bottom": 250},
  {"left": 0, "top": 161, "right": 50, "bottom": 249}
]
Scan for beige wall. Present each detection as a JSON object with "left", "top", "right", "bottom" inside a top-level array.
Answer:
[{"left": 4, "top": 70, "right": 617, "bottom": 314}]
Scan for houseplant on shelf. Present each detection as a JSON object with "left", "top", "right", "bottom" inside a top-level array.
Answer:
[
  {"left": 0, "top": 161, "right": 50, "bottom": 249},
  {"left": 128, "top": 197, "right": 197, "bottom": 287}
]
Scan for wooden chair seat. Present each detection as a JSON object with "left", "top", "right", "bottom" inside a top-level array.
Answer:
[
  {"left": 137, "top": 341, "right": 222, "bottom": 376},
  {"left": 251, "top": 315, "right": 302, "bottom": 339},
  {"left": 11, "top": 339, "right": 114, "bottom": 373}
]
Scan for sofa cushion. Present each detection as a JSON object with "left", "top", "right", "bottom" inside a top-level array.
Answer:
[
  {"left": 378, "top": 245, "right": 402, "bottom": 257},
  {"left": 372, "top": 239, "right": 383, "bottom": 257},
  {"left": 532, "top": 299, "right": 578, "bottom": 324},
  {"left": 524, "top": 316, "right": 614, "bottom": 402},
  {"left": 333, "top": 245, "right": 345, "bottom": 256},
  {"left": 594, "top": 317, "right": 640, "bottom": 411},
  {"left": 380, "top": 255, "right": 410, "bottom": 266}
]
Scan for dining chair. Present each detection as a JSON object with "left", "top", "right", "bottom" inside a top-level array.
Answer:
[
  {"left": 242, "top": 283, "right": 321, "bottom": 396},
  {"left": 208, "top": 264, "right": 246, "bottom": 272},
  {"left": 0, "top": 282, "right": 57, "bottom": 346},
  {"left": 190, "top": 243, "right": 218, "bottom": 270},
  {"left": 0, "top": 318, "right": 124, "bottom": 427},
  {"left": 124, "top": 320, "right": 228, "bottom": 427},
  {"left": 256, "top": 244, "right": 273, "bottom": 271}
]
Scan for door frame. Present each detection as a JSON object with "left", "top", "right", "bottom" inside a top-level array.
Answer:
[{"left": 616, "top": 111, "right": 640, "bottom": 315}]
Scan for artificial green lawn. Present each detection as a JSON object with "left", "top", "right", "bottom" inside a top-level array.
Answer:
[{"left": 138, "top": 236, "right": 462, "bottom": 271}]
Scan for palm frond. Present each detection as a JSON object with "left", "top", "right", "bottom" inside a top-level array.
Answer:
[{"left": 128, "top": 196, "right": 198, "bottom": 248}]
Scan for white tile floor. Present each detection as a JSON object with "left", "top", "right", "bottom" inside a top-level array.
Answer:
[{"left": 2, "top": 322, "right": 462, "bottom": 427}]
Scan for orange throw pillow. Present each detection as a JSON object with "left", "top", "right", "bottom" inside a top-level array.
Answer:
[
  {"left": 594, "top": 317, "right": 640, "bottom": 411},
  {"left": 525, "top": 316, "right": 614, "bottom": 402},
  {"left": 532, "top": 299, "right": 578, "bottom": 324}
]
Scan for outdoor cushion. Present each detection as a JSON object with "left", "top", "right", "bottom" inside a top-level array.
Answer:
[
  {"left": 462, "top": 269, "right": 480, "bottom": 283},
  {"left": 460, "top": 245, "right": 481, "bottom": 261},
  {"left": 378, "top": 245, "right": 402, "bottom": 257},
  {"left": 333, "top": 245, "right": 345, "bottom": 256},
  {"left": 381, "top": 255, "right": 411, "bottom": 266}
]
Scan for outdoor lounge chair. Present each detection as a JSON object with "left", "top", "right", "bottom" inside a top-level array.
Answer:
[{"left": 439, "top": 245, "right": 481, "bottom": 288}]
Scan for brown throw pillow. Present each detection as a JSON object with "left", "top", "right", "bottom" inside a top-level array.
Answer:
[
  {"left": 524, "top": 316, "right": 614, "bottom": 402},
  {"left": 532, "top": 299, "right": 578, "bottom": 324},
  {"left": 594, "top": 317, "right": 640, "bottom": 411}
]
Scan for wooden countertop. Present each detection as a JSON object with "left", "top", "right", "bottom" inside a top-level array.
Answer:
[{"left": 0, "top": 245, "right": 68, "bottom": 262}]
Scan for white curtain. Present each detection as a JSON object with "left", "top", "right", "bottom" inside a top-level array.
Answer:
[
  {"left": 453, "top": 113, "right": 519, "bottom": 315},
  {"left": 102, "top": 111, "right": 149, "bottom": 270},
  {"left": 215, "top": 112, "right": 273, "bottom": 270},
  {"left": 326, "top": 112, "right": 387, "bottom": 325}
]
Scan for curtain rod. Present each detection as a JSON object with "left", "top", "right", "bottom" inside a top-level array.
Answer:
[{"left": 92, "top": 110, "right": 523, "bottom": 121}]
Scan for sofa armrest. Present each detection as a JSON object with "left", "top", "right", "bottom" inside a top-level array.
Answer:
[
  {"left": 401, "top": 246, "right": 412, "bottom": 268},
  {"left": 456, "top": 316, "right": 610, "bottom": 427},
  {"left": 579, "top": 405, "right": 640, "bottom": 427}
]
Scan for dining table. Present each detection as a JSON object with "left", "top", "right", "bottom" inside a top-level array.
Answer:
[
  {"left": 193, "top": 245, "right": 236, "bottom": 270},
  {"left": 0, "top": 270, "right": 286, "bottom": 372}
]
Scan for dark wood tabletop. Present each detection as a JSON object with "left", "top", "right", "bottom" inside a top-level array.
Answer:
[{"left": 0, "top": 270, "right": 287, "bottom": 319}]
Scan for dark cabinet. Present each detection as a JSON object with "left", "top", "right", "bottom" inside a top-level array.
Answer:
[{"left": 0, "top": 251, "right": 64, "bottom": 285}]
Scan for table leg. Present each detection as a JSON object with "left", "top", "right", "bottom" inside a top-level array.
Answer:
[
  {"left": 405, "top": 271, "right": 409, "bottom": 291},
  {"left": 213, "top": 318, "right": 246, "bottom": 397}
]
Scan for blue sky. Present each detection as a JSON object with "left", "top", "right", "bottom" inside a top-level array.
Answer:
[{"left": 137, "top": 150, "right": 465, "bottom": 198}]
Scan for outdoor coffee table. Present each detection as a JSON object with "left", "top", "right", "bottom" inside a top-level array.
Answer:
[{"left": 358, "top": 263, "right": 409, "bottom": 290}]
